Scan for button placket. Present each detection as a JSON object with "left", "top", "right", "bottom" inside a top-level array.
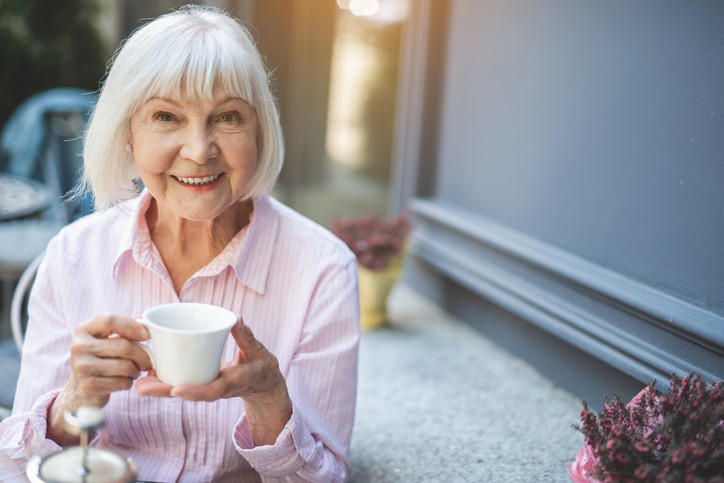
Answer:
[{"left": 170, "top": 397, "right": 186, "bottom": 463}]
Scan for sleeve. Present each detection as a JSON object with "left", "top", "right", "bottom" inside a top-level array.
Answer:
[
  {"left": 0, "top": 235, "right": 75, "bottom": 480},
  {"left": 232, "top": 256, "right": 360, "bottom": 482}
]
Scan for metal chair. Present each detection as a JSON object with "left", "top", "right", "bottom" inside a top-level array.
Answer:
[{"left": 0, "top": 251, "right": 43, "bottom": 419}]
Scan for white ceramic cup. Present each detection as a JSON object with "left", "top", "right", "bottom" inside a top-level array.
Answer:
[{"left": 139, "top": 303, "right": 237, "bottom": 386}]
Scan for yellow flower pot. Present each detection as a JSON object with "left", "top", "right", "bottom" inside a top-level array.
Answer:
[{"left": 357, "top": 257, "right": 403, "bottom": 330}]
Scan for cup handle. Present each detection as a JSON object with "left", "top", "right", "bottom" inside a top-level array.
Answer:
[
  {"left": 135, "top": 318, "right": 156, "bottom": 369},
  {"left": 140, "top": 344, "right": 156, "bottom": 369}
]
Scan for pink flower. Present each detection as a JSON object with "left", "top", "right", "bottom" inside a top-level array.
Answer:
[{"left": 633, "top": 465, "right": 652, "bottom": 479}]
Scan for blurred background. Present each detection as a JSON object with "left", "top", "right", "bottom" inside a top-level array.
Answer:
[
  {"left": 2, "top": 2, "right": 724, "bottom": 478},
  {"left": 0, "top": 0, "right": 408, "bottom": 227},
  {"left": 2, "top": 0, "right": 723, "bottom": 435}
]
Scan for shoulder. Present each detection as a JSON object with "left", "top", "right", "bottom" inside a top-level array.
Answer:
[
  {"left": 263, "top": 196, "right": 356, "bottom": 266},
  {"left": 46, "top": 196, "right": 139, "bottom": 259}
]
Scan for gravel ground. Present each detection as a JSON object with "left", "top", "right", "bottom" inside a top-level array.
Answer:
[{"left": 348, "top": 285, "right": 584, "bottom": 483}]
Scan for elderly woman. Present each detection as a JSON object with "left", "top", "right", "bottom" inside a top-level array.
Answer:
[{"left": 0, "top": 6, "right": 359, "bottom": 482}]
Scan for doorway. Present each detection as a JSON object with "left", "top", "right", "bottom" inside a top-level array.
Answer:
[{"left": 254, "top": 0, "right": 409, "bottom": 227}]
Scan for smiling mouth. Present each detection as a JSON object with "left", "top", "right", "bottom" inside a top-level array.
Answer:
[{"left": 173, "top": 174, "right": 222, "bottom": 186}]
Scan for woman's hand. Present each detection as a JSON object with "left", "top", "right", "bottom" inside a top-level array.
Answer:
[
  {"left": 49, "top": 314, "right": 152, "bottom": 446},
  {"left": 136, "top": 317, "right": 293, "bottom": 446}
]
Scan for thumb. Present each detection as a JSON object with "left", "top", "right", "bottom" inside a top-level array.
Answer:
[{"left": 230, "top": 316, "right": 256, "bottom": 362}]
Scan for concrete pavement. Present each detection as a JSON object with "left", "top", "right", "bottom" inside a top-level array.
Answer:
[{"left": 348, "top": 284, "right": 584, "bottom": 482}]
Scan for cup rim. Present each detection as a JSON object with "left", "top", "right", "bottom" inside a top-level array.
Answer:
[{"left": 141, "top": 302, "right": 238, "bottom": 334}]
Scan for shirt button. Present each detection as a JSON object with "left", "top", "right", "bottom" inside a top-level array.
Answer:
[{"left": 173, "top": 447, "right": 181, "bottom": 457}]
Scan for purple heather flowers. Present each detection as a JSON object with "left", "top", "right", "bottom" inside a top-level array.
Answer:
[
  {"left": 331, "top": 211, "right": 412, "bottom": 271},
  {"left": 570, "top": 373, "right": 723, "bottom": 482}
]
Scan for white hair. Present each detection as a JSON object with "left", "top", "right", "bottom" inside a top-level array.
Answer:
[{"left": 82, "top": 5, "right": 284, "bottom": 210}]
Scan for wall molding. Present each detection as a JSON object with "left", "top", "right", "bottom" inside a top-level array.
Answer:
[{"left": 410, "top": 197, "right": 724, "bottom": 388}]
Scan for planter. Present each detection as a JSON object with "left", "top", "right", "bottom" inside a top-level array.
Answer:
[{"left": 357, "top": 257, "right": 403, "bottom": 330}]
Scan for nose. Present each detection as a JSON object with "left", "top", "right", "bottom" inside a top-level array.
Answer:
[{"left": 179, "top": 124, "right": 219, "bottom": 163}]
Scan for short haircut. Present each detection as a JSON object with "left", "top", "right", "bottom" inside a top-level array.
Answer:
[{"left": 82, "top": 5, "right": 284, "bottom": 210}]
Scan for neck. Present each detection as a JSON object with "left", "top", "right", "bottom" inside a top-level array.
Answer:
[{"left": 146, "top": 198, "right": 253, "bottom": 293}]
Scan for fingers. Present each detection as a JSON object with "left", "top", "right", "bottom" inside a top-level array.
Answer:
[
  {"left": 74, "top": 315, "right": 152, "bottom": 371},
  {"left": 169, "top": 355, "right": 281, "bottom": 403},
  {"left": 73, "top": 335, "right": 152, "bottom": 372},
  {"left": 170, "top": 377, "right": 229, "bottom": 401},
  {"left": 82, "top": 313, "right": 150, "bottom": 341},
  {"left": 168, "top": 363, "right": 260, "bottom": 401},
  {"left": 136, "top": 370, "right": 174, "bottom": 397},
  {"left": 76, "top": 374, "right": 137, "bottom": 395},
  {"left": 65, "top": 314, "right": 154, "bottom": 408},
  {"left": 73, "top": 352, "right": 145, "bottom": 379}
]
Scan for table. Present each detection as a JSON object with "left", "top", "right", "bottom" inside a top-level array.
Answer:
[{"left": 0, "top": 174, "right": 53, "bottom": 221}]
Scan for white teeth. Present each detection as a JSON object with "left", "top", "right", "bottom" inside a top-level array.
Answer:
[{"left": 174, "top": 174, "right": 221, "bottom": 185}]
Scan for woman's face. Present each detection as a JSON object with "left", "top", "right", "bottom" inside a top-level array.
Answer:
[{"left": 129, "top": 87, "right": 257, "bottom": 222}]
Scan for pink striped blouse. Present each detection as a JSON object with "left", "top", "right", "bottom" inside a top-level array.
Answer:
[{"left": 0, "top": 191, "right": 360, "bottom": 482}]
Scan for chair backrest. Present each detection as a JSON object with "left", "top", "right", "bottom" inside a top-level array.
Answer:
[
  {"left": 10, "top": 251, "right": 44, "bottom": 354},
  {"left": 0, "top": 88, "right": 97, "bottom": 221}
]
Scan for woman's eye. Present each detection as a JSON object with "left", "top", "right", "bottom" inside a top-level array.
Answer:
[
  {"left": 218, "top": 112, "right": 239, "bottom": 123},
  {"left": 154, "top": 112, "right": 175, "bottom": 122}
]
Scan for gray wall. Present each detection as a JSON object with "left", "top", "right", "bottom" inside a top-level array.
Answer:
[{"left": 403, "top": 0, "right": 724, "bottom": 405}]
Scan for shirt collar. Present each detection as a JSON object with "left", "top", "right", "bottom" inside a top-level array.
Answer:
[
  {"left": 230, "top": 195, "right": 277, "bottom": 295},
  {"left": 112, "top": 189, "right": 154, "bottom": 278},
  {"left": 112, "top": 191, "right": 277, "bottom": 295}
]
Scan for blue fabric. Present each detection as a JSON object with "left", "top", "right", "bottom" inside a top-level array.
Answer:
[{"left": 0, "top": 88, "right": 97, "bottom": 219}]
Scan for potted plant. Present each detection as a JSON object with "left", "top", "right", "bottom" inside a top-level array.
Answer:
[
  {"left": 569, "top": 373, "right": 723, "bottom": 482},
  {"left": 331, "top": 211, "right": 412, "bottom": 330}
]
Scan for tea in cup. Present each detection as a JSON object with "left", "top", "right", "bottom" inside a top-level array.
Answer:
[{"left": 139, "top": 303, "right": 237, "bottom": 386}]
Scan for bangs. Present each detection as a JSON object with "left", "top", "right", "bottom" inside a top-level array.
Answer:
[{"left": 128, "top": 20, "right": 258, "bottom": 108}]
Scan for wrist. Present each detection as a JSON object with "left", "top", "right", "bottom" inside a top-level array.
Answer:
[
  {"left": 47, "top": 396, "right": 81, "bottom": 447},
  {"left": 243, "top": 382, "right": 292, "bottom": 419},
  {"left": 242, "top": 379, "right": 293, "bottom": 446}
]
